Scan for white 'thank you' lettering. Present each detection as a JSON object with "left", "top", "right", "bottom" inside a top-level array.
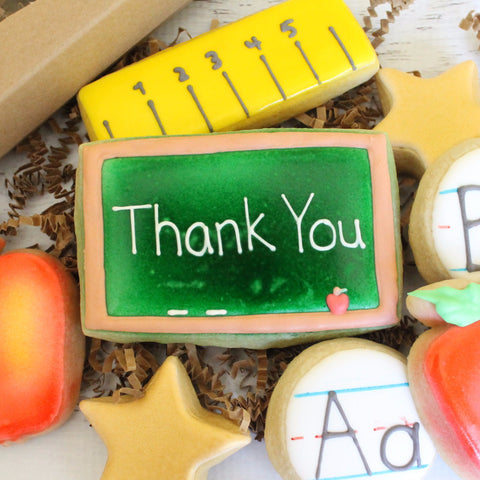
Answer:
[{"left": 111, "top": 193, "right": 366, "bottom": 256}]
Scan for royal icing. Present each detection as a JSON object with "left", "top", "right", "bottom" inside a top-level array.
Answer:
[
  {"left": 420, "top": 321, "right": 480, "bottom": 473},
  {"left": 431, "top": 146, "right": 480, "bottom": 277},
  {"left": 266, "top": 339, "right": 436, "bottom": 480},
  {"left": 408, "top": 283, "right": 480, "bottom": 327},
  {"left": 0, "top": 248, "right": 84, "bottom": 443},
  {"left": 326, "top": 287, "right": 350, "bottom": 315},
  {"left": 409, "top": 137, "right": 480, "bottom": 283},
  {"left": 407, "top": 277, "right": 480, "bottom": 479},
  {"left": 374, "top": 62, "right": 480, "bottom": 177},
  {"left": 80, "top": 356, "right": 250, "bottom": 480},
  {"left": 75, "top": 130, "right": 401, "bottom": 348},
  {"left": 77, "top": 0, "right": 378, "bottom": 141}
]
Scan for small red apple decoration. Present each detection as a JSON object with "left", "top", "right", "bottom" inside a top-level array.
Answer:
[
  {"left": 0, "top": 239, "right": 85, "bottom": 444},
  {"left": 326, "top": 286, "right": 349, "bottom": 315},
  {"left": 407, "top": 278, "right": 480, "bottom": 480}
]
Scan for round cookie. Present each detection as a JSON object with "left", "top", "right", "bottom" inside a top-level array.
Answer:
[
  {"left": 410, "top": 137, "right": 480, "bottom": 283},
  {"left": 265, "top": 338, "right": 436, "bottom": 480}
]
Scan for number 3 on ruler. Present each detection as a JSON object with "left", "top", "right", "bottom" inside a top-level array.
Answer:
[
  {"left": 204, "top": 50, "right": 250, "bottom": 118},
  {"left": 205, "top": 51, "right": 223, "bottom": 70}
]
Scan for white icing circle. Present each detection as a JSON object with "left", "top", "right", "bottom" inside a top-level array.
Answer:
[
  {"left": 285, "top": 347, "right": 436, "bottom": 479},
  {"left": 432, "top": 147, "right": 480, "bottom": 277}
]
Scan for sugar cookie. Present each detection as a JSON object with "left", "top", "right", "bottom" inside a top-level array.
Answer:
[
  {"left": 265, "top": 338, "right": 436, "bottom": 480},
  {"left": 409, "top": 137, "right": 480, "bottom": 283},
  {"left": 77, "top": 0, "right": 378, "bottom": 141},
  {"left": 0, "top": 243, "right": 84, "bottom": 444},
  {"left": 75, "top": 129, "right": 402, "bottom": 348},
  {"left": 407, "top": 279, "right": 480, "bottom": 480},
  {"left": 374, "top": 61, "right": 480, "bottom": 177},
  {"left": 80, "top": 356, "right": 251, "bottom": 480}
]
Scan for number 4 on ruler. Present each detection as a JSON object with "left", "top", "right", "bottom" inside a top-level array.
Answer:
[{"left": 244, "top": 36, "right": 287, "bottom": 100}]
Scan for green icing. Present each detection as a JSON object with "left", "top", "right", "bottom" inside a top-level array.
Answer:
[
  {"left": 408, "top": 283, "right": 480, "bottom": 327},
  {"left": 101, "top": 146, "right": 378, "bottom": 317}
]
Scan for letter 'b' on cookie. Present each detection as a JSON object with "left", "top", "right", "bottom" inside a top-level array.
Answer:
[{"left": 410, "top": 138, "right": 480, "bottom": 283}]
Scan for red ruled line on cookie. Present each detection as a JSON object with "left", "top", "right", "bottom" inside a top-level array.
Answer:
[
  {"left": 438, "top": 225, "right": 451, "bottom": 229},
  {"left": 401, "top": 417, "right": 416, "bottom": 428},
  {"left": 290, "top": 436, "right": 304, "bottom": 441},
  {"left": 373, "top": 419, "right": 415, "bottom": 432}
]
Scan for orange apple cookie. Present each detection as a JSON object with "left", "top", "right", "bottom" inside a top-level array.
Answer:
[
  {"left": 265, "top": 338, "right": 436, "bottom": 480},
  {"left": 409, "top": 138, "right": 480, "bottom": 283},
  {"left": 374, "top": 61, "right": 480, "bottom": 178},
  {"left": 407, "top": 279, "right": 480, "bottom": 480},
  {"left": 0, "top": 241, "right": 84, "bottom": 444},
  {"left": 80, "top": 356, "right": 251, "bottom": 480}
]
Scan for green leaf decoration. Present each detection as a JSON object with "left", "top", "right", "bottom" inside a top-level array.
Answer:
[{"left": 408, "top": 283, "right": 480, "bottom": 327}]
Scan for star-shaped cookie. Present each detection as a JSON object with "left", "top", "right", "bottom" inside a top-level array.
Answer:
[
  {"left": 80, "top": 356, "right": 251, "bottom": 480},
  {"left": 374, "top": 61, "right": 480, "bottom": 177}
]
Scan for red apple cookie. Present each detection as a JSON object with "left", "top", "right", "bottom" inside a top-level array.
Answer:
[
  {"left": 0, "top": 241, "right": 85, "bottom": 443},
  {"left": 407, "top": 279, "right": 480, "bottom": 480}
]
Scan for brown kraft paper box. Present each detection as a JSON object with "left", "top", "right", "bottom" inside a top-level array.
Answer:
[{"left": 0, "top": 0, "right": 191, "bottom": 159}]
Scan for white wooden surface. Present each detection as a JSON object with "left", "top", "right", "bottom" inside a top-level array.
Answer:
[{"left": 1, "top": 0, "right": 479, "bottom": 478}]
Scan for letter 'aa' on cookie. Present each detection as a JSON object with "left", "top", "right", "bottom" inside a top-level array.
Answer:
[{"left": 265, "top": 338, "right": 436, "bottom": 480}]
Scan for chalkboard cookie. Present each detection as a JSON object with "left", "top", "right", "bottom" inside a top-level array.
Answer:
[
  {"left": 409, "top": 137, "right": 480, "bottom": 283},
  {"left": 265, "top": 338, "right": 436, "bottom": 480},
  {"left": 407, "top": 279, "right": 480, "bottom": 480},
  {"left": 75, "top": 129, "right": 401, "bottom": 348}
]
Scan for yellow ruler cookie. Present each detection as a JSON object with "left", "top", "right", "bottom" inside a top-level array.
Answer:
[{"left": 78, "top": 0, "right": 378, "bottom": 140}]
